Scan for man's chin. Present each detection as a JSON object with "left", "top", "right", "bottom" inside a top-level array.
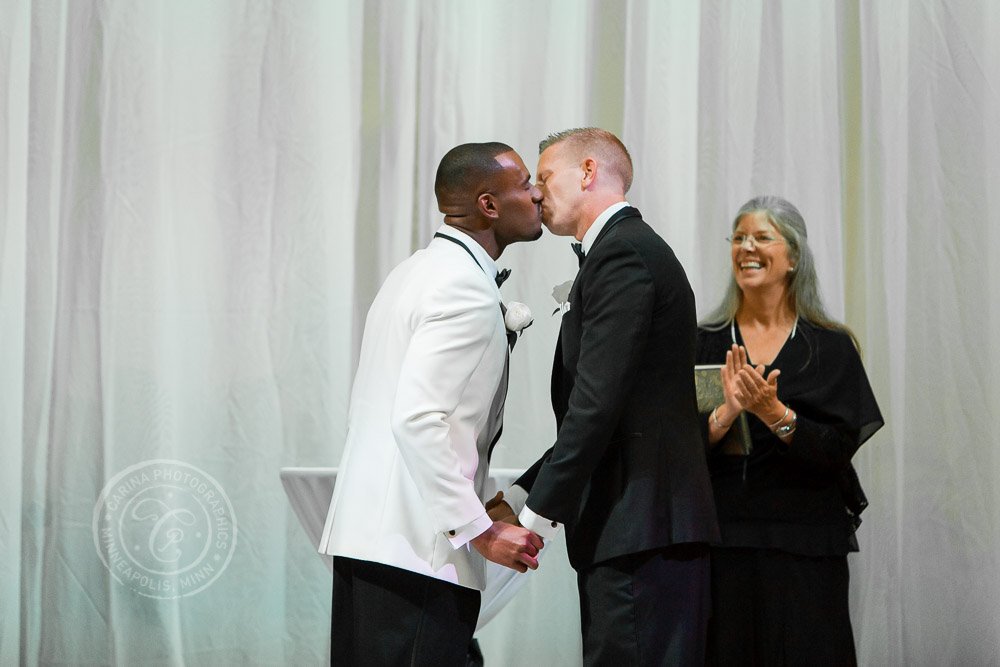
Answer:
[
  {"left": 509, "top": 224, "right": 544, "bottom": 244},
  {"left": 542, "top": 222, "right": 574, "bottom": 237}
]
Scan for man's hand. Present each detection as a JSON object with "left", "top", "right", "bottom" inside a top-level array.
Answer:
[
  {"left": 470, "top": 521, "right": 543, "bottom": 573},
  {"left": 484, "top": 491, "right": 518, "bottom": 525}
]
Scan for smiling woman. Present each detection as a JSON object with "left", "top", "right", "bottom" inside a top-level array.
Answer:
[
  {"left": 704, "top": 196, "right": 846, "bottom": 341},
  {"left": 729, "top": 210, "right": 795, "bottom": 332},
  {"left": 696, "top": 195, "right": 883, "bottom": 666}
]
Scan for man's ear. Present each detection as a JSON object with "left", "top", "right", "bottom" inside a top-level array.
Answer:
[
  {"left": 478, "top": 193, "right": 499, "bottom": 219},
  {"left": 580, "top": 157, "right": 597, "bottom": 189}
]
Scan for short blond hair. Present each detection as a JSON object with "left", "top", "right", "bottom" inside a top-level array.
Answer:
[{"left": 539, "top": 128, "right": 633, "bottom": 193}]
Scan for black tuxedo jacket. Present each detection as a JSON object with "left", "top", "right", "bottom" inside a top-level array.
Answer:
[{"left": 517, "top": 207, "right": 720, "bottom": 570}]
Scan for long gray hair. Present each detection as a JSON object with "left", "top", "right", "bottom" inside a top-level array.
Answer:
[{"left": 701, "top": 195, "right": 857, "bottom": 347}]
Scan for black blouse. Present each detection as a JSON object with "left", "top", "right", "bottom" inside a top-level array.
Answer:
[{"left": 696, "top": 320, "right": 884, "bottom": 556}]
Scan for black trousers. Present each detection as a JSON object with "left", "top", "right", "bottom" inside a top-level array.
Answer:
[
  {"left": 577, "top": 542, "right": 711, "bottom": 667},
  {"left": 331, "top": 556, "right": 481, "bottom": 667},
  {"left": 705, "top": 547, "right": 856, "bottom": 667}
]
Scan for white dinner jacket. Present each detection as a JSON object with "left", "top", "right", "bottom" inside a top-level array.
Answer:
[{"left": 318, "top": 226, "right": 508, "bottom": 590}]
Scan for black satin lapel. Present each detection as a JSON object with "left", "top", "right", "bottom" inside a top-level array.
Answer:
[
  {"left": 434, "top": 231, "right": 484, "bottom": 272},
  {"left": 590, "top": 206, "right": 641, "bottom": 251},
  {"left": 487, "top": 351, "right": 509, "bottom": 462}
]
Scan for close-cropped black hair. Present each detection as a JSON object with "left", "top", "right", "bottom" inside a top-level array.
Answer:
[{"left": 434, "top": 142, "right": 513, "bottom": 201}]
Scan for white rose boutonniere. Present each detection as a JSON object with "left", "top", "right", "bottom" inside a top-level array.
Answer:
[
  {"left": 551, "top": 280, "right": 573, "bottom": 316},
  {"left": 504, "top": 301, "right": 533, "bottom": 334},
  {"left": 503, "top": 301, "right": 532, "bottom": 352}
]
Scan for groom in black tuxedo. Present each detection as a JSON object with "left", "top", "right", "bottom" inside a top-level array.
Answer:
[{"left": 498, "top": 128, "right": 720, "bottom": 665}]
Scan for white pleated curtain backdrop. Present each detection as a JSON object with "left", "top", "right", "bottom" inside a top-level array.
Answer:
[{"left": 2, "top": 1, "right": 999, "bottom": 665}]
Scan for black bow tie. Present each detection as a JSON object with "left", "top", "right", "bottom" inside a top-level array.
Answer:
[
  {"left": 495, "top": 268, "right": 511, "bottom": 288},
  {"left": 571, "top": 243, "right": 586, "bottom": 267}
]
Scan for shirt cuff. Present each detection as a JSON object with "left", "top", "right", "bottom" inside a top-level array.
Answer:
[
  {"left": 501, "top": 484, "right": 529, "bottom": 516},
  {"left": 445, "top": 511, "right": 493, "bottom": 549},
  {"left": 518, "top": 504, "right": 563, "bottom": 540}
]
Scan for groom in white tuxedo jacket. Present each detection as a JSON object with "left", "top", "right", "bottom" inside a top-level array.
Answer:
[{"left": 319, "top": 142, "right": 545, "bottom": 666}]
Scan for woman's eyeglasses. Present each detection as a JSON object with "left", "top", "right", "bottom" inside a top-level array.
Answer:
[{"left": 726, "top": 233, "right": 785, "bottom": 247}]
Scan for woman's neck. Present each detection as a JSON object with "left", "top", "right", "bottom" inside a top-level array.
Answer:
[{"left": 737, "top": 288, "right": 795, "bottom": 330}]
